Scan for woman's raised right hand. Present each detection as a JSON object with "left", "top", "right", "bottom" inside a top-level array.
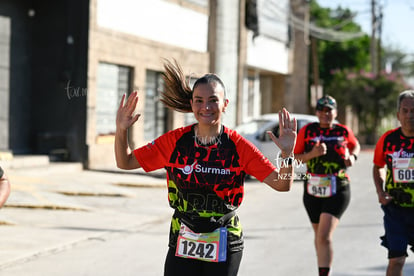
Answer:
[{"left": 116, "top": 91, "right": 140, "bottom": 131}]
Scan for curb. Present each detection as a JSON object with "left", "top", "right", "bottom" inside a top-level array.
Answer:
[{"left": 4, "top": 203, "right": 90, "bottom": 212}]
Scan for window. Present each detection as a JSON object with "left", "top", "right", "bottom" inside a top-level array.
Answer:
[
  {"left": 144, "top": 70, "right": 170, "bottom": 141},
  {"left": 96, "top": 63, "right": 132, "bottom": 135},
  {"left": 247, "top": 75, "right": 256, "bottom": 118}
]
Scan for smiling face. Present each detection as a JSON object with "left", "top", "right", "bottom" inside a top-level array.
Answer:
[
  {"left": 191, "top": 81, "right": 228, "bottom": 127},
  {"left": 316, "top": 107, "right": 337, "bottom": 128}
]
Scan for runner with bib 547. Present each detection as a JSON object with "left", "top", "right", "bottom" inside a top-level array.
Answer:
[{"left": 293, "top": 95, "right": 360, "bottom": 276}]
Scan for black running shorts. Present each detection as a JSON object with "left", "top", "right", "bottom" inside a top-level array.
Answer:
[{"left": 303, "top": 184, "right": 350, "bottom": 223}]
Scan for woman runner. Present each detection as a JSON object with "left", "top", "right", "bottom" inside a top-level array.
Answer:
[{"left": 115, "top": 59, "right": 297, "bottom": 276}]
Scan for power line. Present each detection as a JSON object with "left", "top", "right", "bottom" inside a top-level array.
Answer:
[
  {"left": 265, "top": 1, "right": 367, "bottom": 42},
  {"left": 290, "top": 14, "right": 367, "bottom": 42}
]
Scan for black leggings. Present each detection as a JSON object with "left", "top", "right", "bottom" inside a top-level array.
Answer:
[{"left": 164, "top": 247, "right": 243, "bottom": 276}]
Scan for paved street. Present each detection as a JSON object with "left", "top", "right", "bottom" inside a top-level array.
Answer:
[{"left": 0, "top": 150, "right": 414, "bottom": 275}]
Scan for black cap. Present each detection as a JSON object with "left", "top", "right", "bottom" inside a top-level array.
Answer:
[{"left": 316, "top": 95, "right": 337, "bottom": 110}]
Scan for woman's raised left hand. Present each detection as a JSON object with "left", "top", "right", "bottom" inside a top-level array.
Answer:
[{"left": 267, "top": 108, "right": 297, "bottom": 158}]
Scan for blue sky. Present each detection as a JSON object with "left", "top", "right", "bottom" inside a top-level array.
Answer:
[{"left": 317, "top": 0, "right": 414, "bottom": 55}]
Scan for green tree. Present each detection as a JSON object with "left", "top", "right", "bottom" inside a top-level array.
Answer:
[
  {"left": 310, "top": 2, "right": 371, "bottom": 87},
  {"left": 311, "top": 2, "right": 413, "bottom": 144},
  {"left": 326, "top": 69, "right": 409, "bottom": 143}
]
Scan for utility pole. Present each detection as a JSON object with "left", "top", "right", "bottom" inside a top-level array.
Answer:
[
  {"left": 377, "top": 5, "right": 383, "bottom": 73},
  {"left": 311, "top": 37, "right": 320, "bottom": 105},
  {"left": 371, "top": 0, "right": 378, "bottom": 74},
  {"left": 307, "top": 1, "right": 321, "bottom": 107},
  {"left": 287, "top": 0, "right": 310, "bottom": 113}
]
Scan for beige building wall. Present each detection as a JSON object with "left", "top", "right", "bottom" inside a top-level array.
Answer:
[
  {"left": 239, "top": 0, "right": 292, "bottom": 123},
  {"left": 258, "top": 73, "right": 286, "bottom": 115},
  {"left": 87, "top": 0, "right": 209, "bottom": 169},
  {"left": 285, "top": 0, "right": 310, "bottom": 114},
  {"left": 85, "top": 0, "right": 301, "bottom": 169}
]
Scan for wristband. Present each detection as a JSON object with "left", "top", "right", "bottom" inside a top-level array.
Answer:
[{"left": 352, "top": 154, "right": 358, "bottom": 161}]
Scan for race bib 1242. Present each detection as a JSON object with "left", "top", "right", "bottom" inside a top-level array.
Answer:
[{"left": 175, "top": 223, "right": 227, "bottom": 262}]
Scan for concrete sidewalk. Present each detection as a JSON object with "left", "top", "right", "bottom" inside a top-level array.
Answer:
[
  {"left": 3, "top": 165, "right": 166, "bottom": 212},
  {"left": 0, "top": 163, "right": 169, "bottom": 270}
]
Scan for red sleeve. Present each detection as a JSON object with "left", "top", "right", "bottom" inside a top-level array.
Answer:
[
  {"left": 373, "top": 132, "right": 387, "bottom": 167},
  {"left": 294, "top": 124, "right": 307, "bottom": 154},
  {"left": 133, "top": 128, "right": 182, "bottom": 172},
  {"left": 230, "top": 131, "right": 276, "bottom": 182},
  {"left": 342, "top": 124, "right": 359, "bottom": 151}
]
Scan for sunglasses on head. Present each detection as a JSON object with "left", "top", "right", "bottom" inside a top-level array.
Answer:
[{"left": 317, "top": 97, "right": 336, "bottom": 106}]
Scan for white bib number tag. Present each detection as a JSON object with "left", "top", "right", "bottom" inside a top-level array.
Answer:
[
  {"left": 175, "top": 223, "right": 227, "bottom": 262},
  {"left": 392, "top": 157, "right": 414, "bottom": 183},
  {"left": 307, "top": 174, "right": 336, "bottom": 198}
]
